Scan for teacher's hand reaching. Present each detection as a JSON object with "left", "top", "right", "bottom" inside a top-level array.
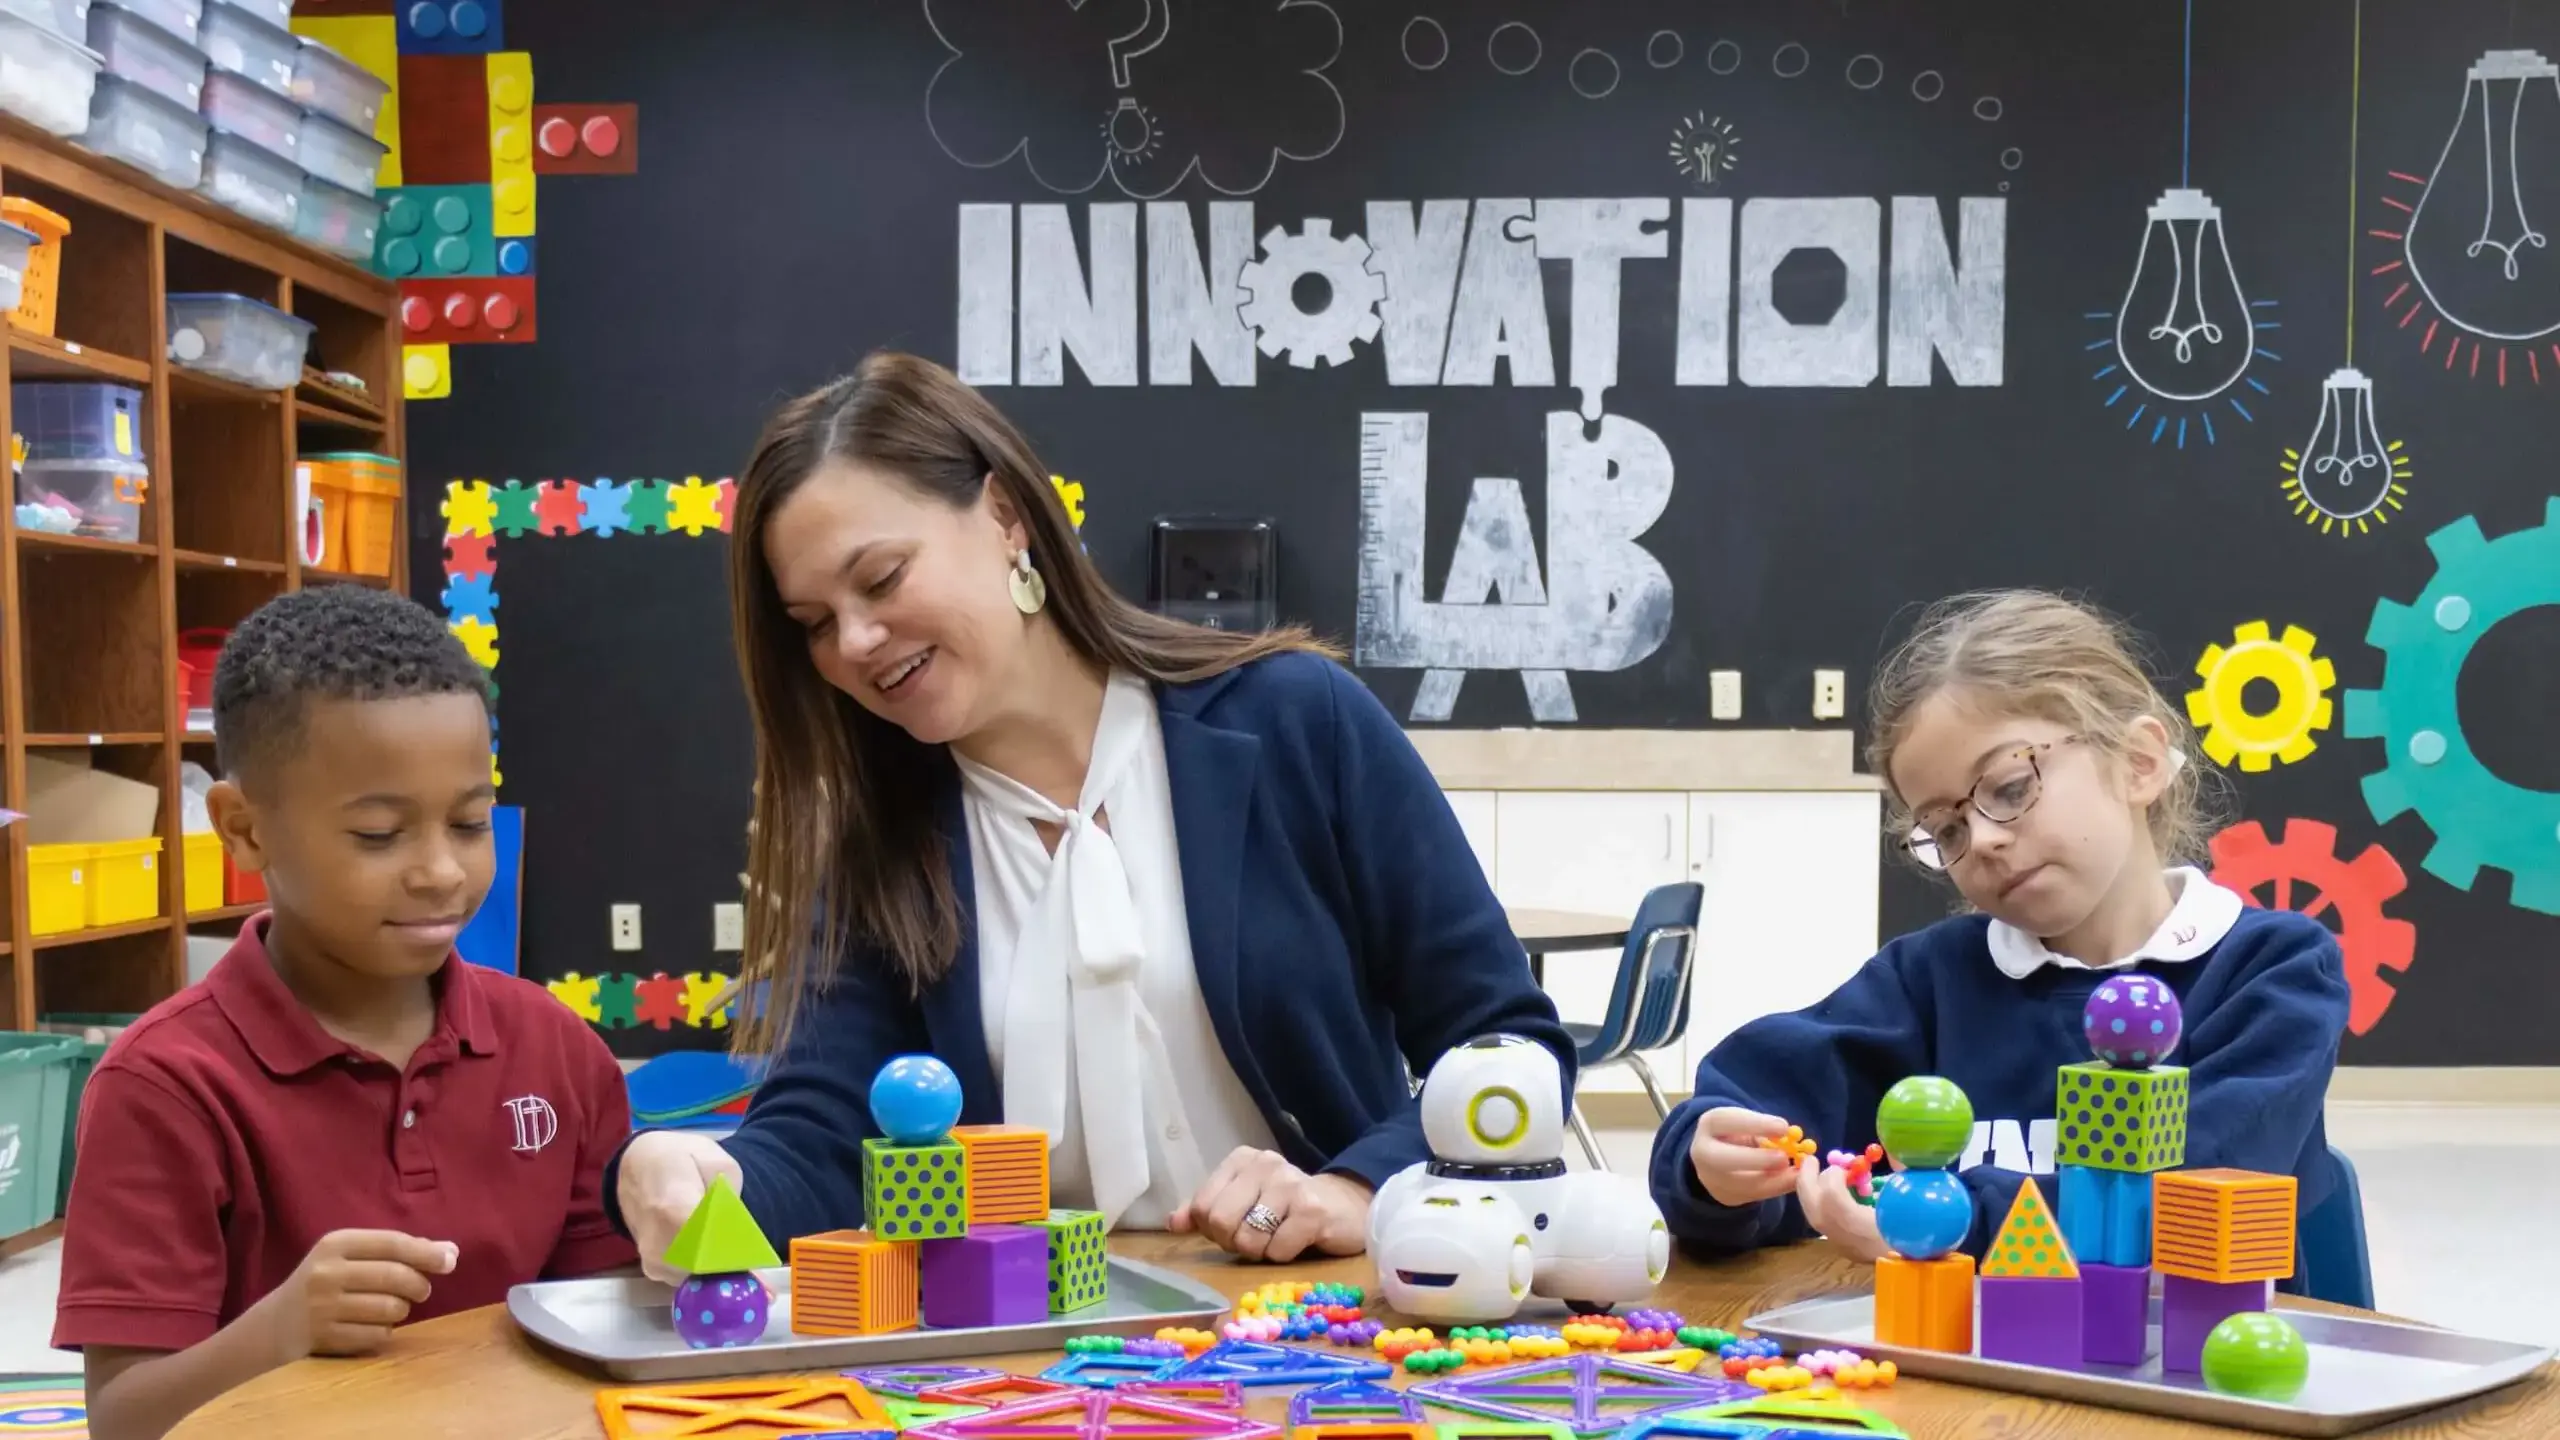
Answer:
[
  {"left": 617, "top": 1130, "right": 747, "bottom": 1282},
  {"left": 1168, "top": 1147, "right": 1371, "bottom": 1263}
]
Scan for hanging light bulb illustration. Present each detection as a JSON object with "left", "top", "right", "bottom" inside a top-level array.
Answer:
[
  {"left": 2398, "top": 50, "right": 2560, "bottom": 343},
  {"left": 2113, "top": 189, "right": 2259, "bottom": 401},
  {"left": 2281, "top": 370, "right": 2408, "bottom": 537}
]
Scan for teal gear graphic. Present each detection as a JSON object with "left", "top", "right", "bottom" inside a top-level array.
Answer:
[{"left": 2343, "top": 498, "right": 2560, "bottom": 915}]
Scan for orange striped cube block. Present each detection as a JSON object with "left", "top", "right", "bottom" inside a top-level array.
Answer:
[
  {"left": 2152, "top": 1168, "right": 2297, "bottom": 1284},
  {"left": 788, "top": 1228, "right": 918, "bottom": 1336},
  {"left": 952, "top": 1123, "right": 1051, "bottom": 1224}
]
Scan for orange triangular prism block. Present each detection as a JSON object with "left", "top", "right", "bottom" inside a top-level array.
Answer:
[{"left": 1981, "top": 1177, "right": 2078, "bottom": 1279}]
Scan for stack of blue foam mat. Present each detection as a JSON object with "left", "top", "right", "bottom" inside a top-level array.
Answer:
[{"left": 626, "top": 1050, "right": 765, "bottom": 1132}]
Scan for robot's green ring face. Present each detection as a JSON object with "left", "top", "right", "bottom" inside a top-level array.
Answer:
[{"left": 1467, "top": 1085, "right": 1532, "bottom": 1148}]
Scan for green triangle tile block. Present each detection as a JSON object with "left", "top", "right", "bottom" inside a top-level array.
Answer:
[
  {"left": 882, "top": 1398, "right": 989, "bottom": 1430},
  {"left": 661, "top": 1174, "right": 780, "bottom": 1273}
]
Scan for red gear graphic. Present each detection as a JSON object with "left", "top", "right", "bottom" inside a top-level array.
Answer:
[{"left": 2208, "top": 819, "right": 2417, "bottom": 1036}]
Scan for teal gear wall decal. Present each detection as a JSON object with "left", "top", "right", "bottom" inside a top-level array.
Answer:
[{"left": 2342, "top": 498, "right": 2560, "bottom": 915}]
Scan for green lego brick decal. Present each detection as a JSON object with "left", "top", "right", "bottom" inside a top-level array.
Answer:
[
  {"left": 2058, "top": 1062, "right": 2188, "bottom": 1174},
  {"left": 862, "top": 1138, "right": 968, "bottom": 1241},
  {"left": 377, "top": 184, "right": 498, "bottom": 277}
]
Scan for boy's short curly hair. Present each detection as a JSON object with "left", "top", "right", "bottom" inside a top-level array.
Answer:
[{"left": 212, "top": 586, "right": 491, "bottom": 792}]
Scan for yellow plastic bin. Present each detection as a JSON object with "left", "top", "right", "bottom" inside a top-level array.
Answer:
[
  {"left": 1, "top": 196, "right": 70, "bottom": 338},
  {"left": 27, "top": 842, "right": 89, "bottom": 936},
  {"left": 183, "top": 831, "right": 224, "bottom": 913},
  {"left": 0, "top": 1033, "right": 82, "bottom": 1236},
  {"left": 297, "top": 459, "right": 347, "bottom": 572},
  {"left": 302, "top": 452, "right": 399, "bottom": 575},
  {"left": 85, "top": 837, "right": 163, "bottom": 927}
]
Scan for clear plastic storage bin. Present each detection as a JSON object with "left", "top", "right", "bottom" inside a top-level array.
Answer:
[
  {"left": 212, "top": 0, "right": 278, "bottom": 27},
  {"left": 196, "top": 130, "right": 296, "bottom": 229},
  {"left": 0, "top": 220, "right": 33, "bottom": 314},
  {"left": 200, "top": 68, "right": 294, "bottom": 157},
  {"left": 10, "top": 381, "right": 146, "bottom": 464},
  {"left": 166, "top": 291, "right": 313, "bottom": 389},
  {"left": 0, "top": 0, "right": 90, "bottom": 42},
  {"left": 81, "top": 72, "right": 206, "bottom": 188},
  {"left": 294, "top": 175, "right": 380, "bottom": 262},
  {"left": 0, "top": 11, "right": 103, "bottom": 137},
  {"left": 111, "top": 0, "right": 195, "bottom": 41},
  {"left": 197, "top": 0, "right": 289, "bottom": 96},
  {"left": 85, "top": 2, "right": 201, "bottom": 109},
  {"left": 296, "top": 108, "right": 383, "bottom": 194},
  {"left": 16, "top": 457, "right": 149, "bottom": 543},
  {"left": 291, "top": 34, "right": 383, "bottom": 131}
]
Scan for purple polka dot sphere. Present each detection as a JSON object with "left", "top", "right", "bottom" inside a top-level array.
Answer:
[
  {"left": 2084, "top": 974, "right": 2183, "bottom": 1069},
  {"left": 672, "top": 1271, "right": 771, "bottom": 1349}
]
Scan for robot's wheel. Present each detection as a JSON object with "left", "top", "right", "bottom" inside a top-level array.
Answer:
[{"left": 1564, "top": 1299, "right": 1615, "bottom": 1316}]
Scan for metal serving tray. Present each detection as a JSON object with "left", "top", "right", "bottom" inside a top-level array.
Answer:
[
  {"left": 509, "top": 1255, "right": 1230, "bottom": 1383},
  {"left": 1745, "top": 1289, "right": 2554, "bottom": 1437}
]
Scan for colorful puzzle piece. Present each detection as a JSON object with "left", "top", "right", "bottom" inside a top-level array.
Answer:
[
  {"left": 449, "top": 615, "right": 498, "bottom": 668},
  {"left": 713, "top": 475, "right": 737, "bottom": 532},
  {"left": 668, "top": 475, "right": 725, "bottom": 535},
  {"left": 1409, "top": 1353, "right": 1754, "bottom": 1438},
  {"left": 440, "top": 571, "right": 496, "bottom": 624},
  {"left": 580, "top": 479, "right": 633, "bottom": 536},
  {"left": 487, "top": 477, "right": 540, "bottom": 535},
  {"left": 1982, "top": 1176, "right": 2078, "bottom": 1279},
  {"left": 533, "top": 478, "right": 583, "bottom": 535},
  {"left": 440, "top": 478, "right": 495, "bottom": 536},
  {"left": 624, "top": 477, "right": 671, "bottom": 534},
  {"left": 684, "top": 971, "right": 733, "bottom": 1029},
  {"left": 596, "top": 971, "right": 640, "bottom": 1029},
  {"left": 1051, "top": 474, "right": 1086, "bottom": 526},
  {"left": 634, "top": 972, "right": 687, "bottom": 1030},
  {"left": 441, "top": 534, "right": 495, "bottom": 589},
  {"left": 545, "top": 971, "right": 601, "bottom": 1022}
]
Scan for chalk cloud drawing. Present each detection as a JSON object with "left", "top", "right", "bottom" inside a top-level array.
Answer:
[
  {"left": 1570, "top": 49, "right": 1621, "bottom": 100},
  {"left": 2375, "top": 51, "right": 2560, "bottom": 378},
  {"left": 1846, "top": 54, "right": 1884, "bottom": 90},
  {"left": 923, "top": 0, "right": 1343, "bottom": 199},
  {"left": 1402, "top": 16, "right": 1448, "bottom": 71},
  {"left": 1647, "top": 31, "right": 1683, "bottom": 69},
  {"left": 1707, "top": 40, "right": 1742, "bottom": 76},
  {"left": 1672, "top": 113, "right": 1741, "bottom": 187},
  {"left": 1488, "top": 22, "right": 1541, "bottom": 77}
]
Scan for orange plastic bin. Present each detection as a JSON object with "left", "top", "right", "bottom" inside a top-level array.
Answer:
[
  {"left": 300, "top": 452, "right": 399, "bottom": 575},
  {"left": 2, "top": 197, "right": 71, "bottom": 338}
]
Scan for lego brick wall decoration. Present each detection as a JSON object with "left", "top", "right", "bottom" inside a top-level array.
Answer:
[{"left": 533, "top": 103, "right": 637, "bottom": 174}]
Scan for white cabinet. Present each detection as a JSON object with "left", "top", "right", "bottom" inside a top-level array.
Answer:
[
  {"left": 1493, "top": 792, "right": 1689, "bottom": 1094},
  {"left": 1683, "top": 791, "right": 1883, "bottom": 1058},
  {"left": 1443, "top": 790, "right": 1499, "bottom": 889}
]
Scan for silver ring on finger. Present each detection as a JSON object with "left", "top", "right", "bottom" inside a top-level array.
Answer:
[{"left": 1243, "top": 1202, "right": 1282, "bottom": 1235}]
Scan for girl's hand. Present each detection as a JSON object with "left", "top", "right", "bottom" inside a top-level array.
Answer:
[
  {"left": 1796, "top": 1157, "right": 1890, "bottom": 1262},
  {"left": 1168, "top": 1147, "right": 1371, "bottom": 1263},
  {"left": 616, "top": 1130, "right": 746, "bottom": 1282},
  {"left": 1687, "top": 1108, "right": 1800, "bottom": 1209}
]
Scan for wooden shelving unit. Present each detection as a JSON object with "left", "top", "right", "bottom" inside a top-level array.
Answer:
[{"left": 0, "top": 112, "right": 406, "bottom": 1035}]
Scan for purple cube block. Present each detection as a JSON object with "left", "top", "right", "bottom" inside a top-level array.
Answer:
[
  {"left": 2161, "top": 1274, "right": 2272, "bottom": 1373},
  {"left": 2081, "top": 1263, "right": 2151, "bottom": 1366},
  {"left": 918, "top": 1222, "right": 1049, "bottom": 1329},
  {"left": 1979, "top": 1277, "right": 2085, "bottom": 1368}
]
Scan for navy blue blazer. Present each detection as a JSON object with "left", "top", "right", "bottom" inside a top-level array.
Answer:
[{"left": 635, "top": 652, "right": 1572, "bottom": 1243}]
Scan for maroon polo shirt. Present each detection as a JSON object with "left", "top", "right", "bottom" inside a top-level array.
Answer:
[{"left": 51, "top": 917, "right": 638, "bottom": 1352}]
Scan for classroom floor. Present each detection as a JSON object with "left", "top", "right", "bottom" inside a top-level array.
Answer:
[{"left": 0, "top": 1101, "right": 2549, "bottom": 1374}]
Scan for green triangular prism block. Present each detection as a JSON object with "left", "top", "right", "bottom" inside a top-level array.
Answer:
[{"left": 661, "top": 1174, "right": 780, "bottom": 1273}]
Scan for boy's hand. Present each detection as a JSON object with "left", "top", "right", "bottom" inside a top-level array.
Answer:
[
  {"left": 268, "top": 1230, "right": 457, "bottom": 1361},
  {"left": 1687, "top": 1107, "right": 1801, "bottom": 1209},
  {"left": 1796, "top": 1159, "right": 1889, "bottom": 1262},
  {"left": 618, "top": 1130, "right": 746, "bottom": 1283}
]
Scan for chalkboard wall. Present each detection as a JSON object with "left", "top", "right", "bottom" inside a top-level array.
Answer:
[{"left": 411, "top": 0, "right": 2560, "bottom": 1063}]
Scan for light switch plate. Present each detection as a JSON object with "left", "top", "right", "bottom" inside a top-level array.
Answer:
[
  {"left": 610, "top": 904, "right": 642, "bottom": 952},
  {"left": 713, "top": 902, "right": 744, "bottom": 952},
  {"left": 1813, "top": 669, "right": 1847, "bottom": 721},
  {"left": 1709, "top": 670, "right": 1743, "bottom": 721}
]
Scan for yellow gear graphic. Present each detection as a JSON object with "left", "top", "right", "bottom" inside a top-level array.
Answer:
[{"left": 2184, "top": 621, "right": 2336, "bottom": 772}]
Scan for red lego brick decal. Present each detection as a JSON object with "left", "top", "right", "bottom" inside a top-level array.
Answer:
[
  {"left": 398, "top": 277, "right": 538, "bottom": 345},
  {"left": 531, "top": 103, "right": 638, "bottom": 175}
]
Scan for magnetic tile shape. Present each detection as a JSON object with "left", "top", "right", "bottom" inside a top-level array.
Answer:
[
  {"left": 1294, "top": 1427, "right": 1433, "bottom": 1440},
  {"left": 2056, "top": 1062, "right": 2189, "bottom": 1175},
  {"left": 1981, "top": 1176, "right": 2078, "bottom": 1279},
  {"left": 377, "top": 183, "right": 496, "bottom": 277},
  {"left": 1873, "top": 1251, "right": 1973, "bottom": 1354},
  {"left": 2152, "top": 1168, "right": 2299, "bottom": 1285},
  {"left": 1288, "top": 1380, "right": 1423, "bottom": 1428},
  {"left": 2081, "top": 1261, "right": 2150, "bottom": 1367},
  {"left": 915, "top": 1375, "right": 1074, "bottom": 1408},
  {"left": 1647, "top": 1396, "right": 1909, "bottom": 1437},
  {"left": 1613, "top": 1349, "right": 1706, "bottom": 1373},
  {"left": 404, "top": 343, "right": 451, "bottom": 399},
  {"left": 398, "top": 276, "right": 537, "bottom": 345},
  {"left": 1028, "top": 1208, "right": 1107, "bottom": 1312},
  {"left": 594, "top": 1378, "right": 888, "bottom": 1440},
  {"left": 2060, "top": 1162, "right": 2153, "bottom": 1268},
  {"left": 862, "top": 1137, "right": 969, "bottom": 1241},
  {"left": 1167, "top": 1340, "right": 1389, "bottom": 1388},
  {"left": 485, "top": 51, "right": 535, "bottom": 236},
  {"left": 291, "top": 13, "right": 402, "bottom": 183},
  {"left": 904, "top": 1387, "right": 1277, "bottom": 1440},
  {"left": 1432, "top": 1425, "right": 1574, "bottom": 1440},
  {"left": 533, "top": 101, "right": 638, "bottom": 173},
  {"left": 1978, "top": 1275, "right": 2085, "bottom": 1369},
  {"left": 2161, "top": 1274, "right": 2272, "bottom": 1375},
  {"left": 398, "top": 0, "right": 502, "bottom": 54},
  {"left": 951, "top": 1123, "right": 1051, "bottom": 1224},
  {"left": 1120, "top": 1381, "right": 1241, "bottom": 1413},
  {"left": 882, "top": 1398, "right": 991, "bottom": 1430},
  {"left": 845, "top": 1366, "right": 1006, "bottom": 1399},
  {"left": 1408, "top": 1353, "right": 1755, "bottom": 1438},
  {"left": 1040, "top": 1351, "right": 1184, "bottom": 1389},
  {"left": 396, "top": 53, "right": 490, "bottom": 182}
]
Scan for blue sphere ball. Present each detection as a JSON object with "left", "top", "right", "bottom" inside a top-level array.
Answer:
[
  {"left": 870, "top": 1054, "right": 963, "bottom": 1144},
  {"left": 1873, "top": 1169, "right": 1973, "bottom": 1261}
]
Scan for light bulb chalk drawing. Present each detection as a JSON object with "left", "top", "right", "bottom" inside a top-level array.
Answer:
[
  {"left": 1671, "top": 114, "right": 1740, "bottom": 187},
  {"left": 2087, "top": 189, "right": 2280, "bottom": 447},
  {"left": 2375, "top": 49, "right": 2560, "bottom": 367},
  {"left": 2280, "top": 369, "right": 2410, "bottom": 537},
  {"left": 1082, "top": 0, "right": 1170, "bottom": 163}
]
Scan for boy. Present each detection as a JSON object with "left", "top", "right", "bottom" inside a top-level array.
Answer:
[{"left": 52, "top": 588, "right": 636, "bottom": 1439}]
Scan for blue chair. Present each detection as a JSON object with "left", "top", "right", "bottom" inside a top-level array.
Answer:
[
  {"left": 2291, "top": 1143, "right": 2373, "bottom": 1308},
  {"left": 1561, "top": 882, "right": 1702, "bottom": 1170}
]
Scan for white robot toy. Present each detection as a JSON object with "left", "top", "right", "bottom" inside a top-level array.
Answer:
[{"left": 1368, "top": 1033, "right": 1671, "bottom": 1324}]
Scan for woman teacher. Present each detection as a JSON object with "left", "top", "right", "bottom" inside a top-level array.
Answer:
[{"left": 610, "top": 352, "right": 1572, "bottom": 1267}]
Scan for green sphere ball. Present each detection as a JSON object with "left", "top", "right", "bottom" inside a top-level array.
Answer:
[
  {"left": 2201, "top": 1313, "right": 2310, "bottom": 1402},
  {"left": 1875, "top": 1076, "right": 1975, "bottom": 1169}
]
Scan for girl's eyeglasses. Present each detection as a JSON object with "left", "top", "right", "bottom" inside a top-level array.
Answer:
[{"left": 1902, "top": 736, "right": 2082, "bottom": 871}]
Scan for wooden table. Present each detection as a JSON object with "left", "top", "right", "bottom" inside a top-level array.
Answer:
[
  {"left": 1507, "top": 908, "right": 1632, "bottom": 987},
  {"left": 168, "top": 1235, "right": 2558, "bottom": 1438}
]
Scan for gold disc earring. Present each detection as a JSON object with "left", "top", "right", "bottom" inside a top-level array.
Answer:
[{"left": 1008, "top": 548, "right": 1047, "bottom": 615}]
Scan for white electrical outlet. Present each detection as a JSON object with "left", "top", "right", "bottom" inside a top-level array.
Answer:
[
  {"left": 1709, "top": 670, "right": 1743, "bottom": 721},
  {"left": 713, "top": 902, "right": 744, "bottom": 952},
  {"left": 1813, "top": 669, "right": 1847, "bottom": 721},
  {"left": 610, "top": 904, "right": 642, "bottom": 952}
]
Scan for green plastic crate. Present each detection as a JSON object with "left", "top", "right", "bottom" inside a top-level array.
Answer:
[{"left": 0, "top": 1033, "right": 82, "bottom": 1238}]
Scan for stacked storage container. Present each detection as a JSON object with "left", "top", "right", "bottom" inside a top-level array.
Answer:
[
  {"left": 11, "top": 379, "right": 149, "bottom": 541},
  {"left": 0, "top": 0, "right": 105, "bottom": 139}
]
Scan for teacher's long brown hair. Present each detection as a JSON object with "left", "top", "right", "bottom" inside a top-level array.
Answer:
[{"left": 726, "top": 351, "right": 1336, "bottom": 1058}]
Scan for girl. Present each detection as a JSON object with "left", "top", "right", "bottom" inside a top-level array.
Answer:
[{"left": 1651, "top": 590, "right": 2348, "bottom": 1269}]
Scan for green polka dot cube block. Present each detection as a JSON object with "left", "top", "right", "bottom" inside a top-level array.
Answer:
[
  {"left": 2057, "top": 1062, "right": 2189, "bottom": 1174},
  {"left": 861, "top": 1138, "right": 970, "bottom": 1241},
  {"left": 1029, "top": 1207, "right": 1109, "bottom": 1313}
]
